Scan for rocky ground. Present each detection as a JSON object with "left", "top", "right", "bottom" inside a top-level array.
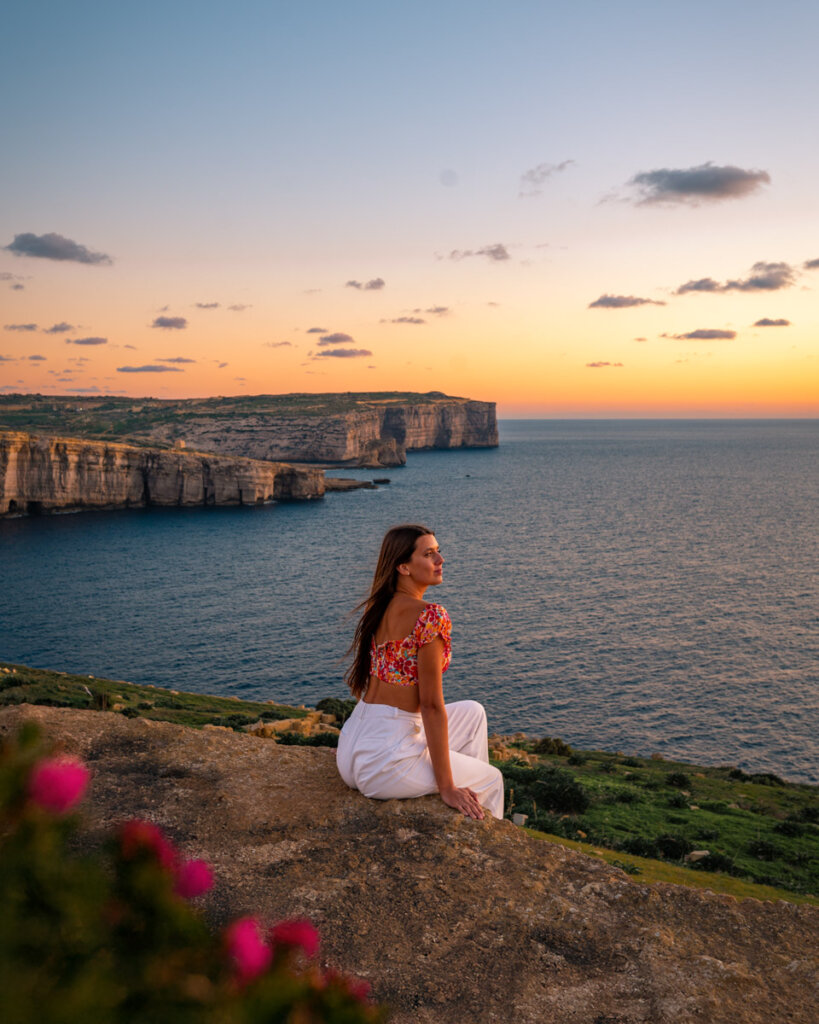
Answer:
[{"left": 2, "top": 703, "right": 816, "bottom": 1024}]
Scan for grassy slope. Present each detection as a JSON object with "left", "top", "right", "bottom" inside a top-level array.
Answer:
[{"left": 2, "top": 661, "right": 816, "bottom": 906}]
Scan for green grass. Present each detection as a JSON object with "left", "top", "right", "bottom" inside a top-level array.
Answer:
[
  {"left": 0, "top": 662, "right": 302, "bottom": 730},
  {"left": 3, "top": 661, "right": 816, "bottom": 905},
  {"left": 499, "top": 742, "right": 818, "bottom": 902},
  {"left": 521, "top": 827, "right": 819, "bottom": 906}
]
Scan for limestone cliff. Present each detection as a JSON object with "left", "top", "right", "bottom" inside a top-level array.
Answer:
[
  {"left": 134, "top": 396, "right": 498, "bottom": 466},
  {"left": 3, "top": 703, "right": 815, "bottom": 1024},
  {"left": 0, "top": 431, "right": 324, "bottom": 516}
]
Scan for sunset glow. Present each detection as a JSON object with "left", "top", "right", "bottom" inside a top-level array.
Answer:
[{"left": 2, "top": 2, "right": 817, "bottom": 417}]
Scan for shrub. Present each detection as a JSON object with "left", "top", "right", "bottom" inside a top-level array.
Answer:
[
  {"left": 748, "top": 839, "right": 782, "bottom": 861},
  {"left": 620, "top": 836, "right": 657, "bottom": 858},
  {"left": 567, "top": 753, "right": 587, "bottom": 766},
  {"left": 665, "top": 772, "right": 690, "bottom": 789},
  {"left": 654, "top": 834, "right": 694, "bottom": 860},
  {"left": 276, "top": 732, "right": 340, "bottom": 748},
  {"left": 315, "top": 697, "right": 357, "bottom": 725},
  {"left": 532, "top": 736, "right": 573, "bottom": 757},
  {"left": 500, "top": 763, "right": 589, "bottom": 815},
  {"left": 0, "top": 723, "right": 384, "bottom": 1024},
  {"left": 775, "top": 819, "right": 807, "bottom": 837},
  {"left": 690, "top": 851, "right": 735, "bottom": 873},
  {"left": 620, "top": 757, "right": 642, "bottom": 768},
  {"left": 666, "top": 792, "right": 688, "bottom": 809}
]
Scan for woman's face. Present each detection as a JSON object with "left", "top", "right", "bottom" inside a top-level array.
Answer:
[{"left": 400, "top": 533, "right": 444, "bottom": 586}]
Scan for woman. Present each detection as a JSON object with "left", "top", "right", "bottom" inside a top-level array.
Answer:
[{"left": 336, "top": 524, "right": 505, "bottom": 820}]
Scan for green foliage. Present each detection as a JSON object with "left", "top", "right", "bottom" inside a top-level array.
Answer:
[
  {"left": 665, "top": 771, "right": 690, "bottom": 788},
  {"left": 502, "top": 763, "right": 589, "bottom": 815},
  {"left": 315, "top": 698, "right": 356, "bottom": 725},
  {"left": 531, "top": 736, "right": 573, "bottom": 757},
  {"left": 275, "top": 732, "right": 340, "bottom": 748},
  {"left": 0, "top": 725, "right": 384, "bottom": 1024},
  {"left": 666, "top": 792, "right": 688, "bottom": 809}
]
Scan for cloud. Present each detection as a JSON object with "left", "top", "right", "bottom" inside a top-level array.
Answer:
[
  {"left": 116, "top": 364, "right": 184, "bottom": 373},
  {"left": 381, "top": 316, "right": 425, "bottom": 325},
  {"left": 448, "top": 243, "right": 510, "bottom": 262},
  {"left": 65, "top": 336, "right": 107, "bottom": 346},
  {"left": 674, "top": 277, "right": 722, "bottom": 295},
  {"left": 151, "top": 316, "right": 188, "bottom": 329},
  {"left": 195, "top": 302, "right": 220, "bottom": 309},
  {"left": 753, "top": 318, "right": 790, "bottom": 327},
  {"left": 675, "top": 261, "right": 796, "bottom": 295},
  {"left": 157, "top": 356, "right": 196, "bottom": 363},
  {"left": 315, "top": 348, "right": 373, "bottom": 358},
  {"left": 345, "top": 278, "right": 385, "bottom": 290},
  {"left": 625, "top": 163, "right": 770, "bottom": 205},
  {"left": 306, "top": 326, "right": 328, "bottom": 334},
  {"left": 217, "top": 362, "right": 228, "bottom": 369},
  {"left": 4, "top": 323, "right": 38, "bottom": 331},
  {"left": 634, "top": 337, "right": 647, "bottom": 342},
  {"left": 43, "top": 322, "right": 75, "bottom": 334},
  {"left": 317, "top": 332, "right": 355, "bottom": 346},
  {"left": 586, "top": 361, "right": 624, "bottom": 368},
  {"left": 264, "top": 341, "right": 292, "bottom": 348},
  {"left": 519, "top": 159, "right": 574, "bottom": 198},
  {"left": 0, "top": 355, "right": 17, "bottom": 362},
  {"left": 0, "top": 271, "right": 26, "bottom": 288},
  {"left": 588, "top": 294, "right": 665, "bottom": 309},
  {"left": 4, "top": 231, "right": 113, "bottom": 265},
  {"left": 674, "top": 329, "right": 737, "bottom": 340},
  {"left": 724, "top": 261, "right": 795, "bottom": 292},
  {"left": 124, "top": 344, "right": 137, "bottom": 350},
  {"left": 803, "top": 258, "right": 819, "bottom": 270},
  {"left": 412, "top": 306, "right": 450, "bottom": 316},
  {"left": 28, "top": 354, "right": 47, "bottom": 361},
  {"left": 227, "top": 304, "right": 250, "bottom": 311}
]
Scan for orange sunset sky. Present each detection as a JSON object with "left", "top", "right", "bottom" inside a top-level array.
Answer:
[{"left": 1, "top": 2, "right": 817, "bottom": 417}]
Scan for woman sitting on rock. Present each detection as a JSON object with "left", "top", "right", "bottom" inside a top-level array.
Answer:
[{"left": 336, "top": 523, "right": 504, "bottom": 819}]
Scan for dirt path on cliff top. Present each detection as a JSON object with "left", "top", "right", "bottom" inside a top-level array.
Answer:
[{"left": 3, "top": 705, "right": 816, "bottom": 1024}]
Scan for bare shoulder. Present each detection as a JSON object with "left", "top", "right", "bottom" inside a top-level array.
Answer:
[{"left": 378, "top": 595, "right": 429, "bottom": 642}]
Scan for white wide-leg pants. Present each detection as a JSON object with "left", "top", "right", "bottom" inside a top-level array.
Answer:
[{"left": 336, "top": 699, "right": 505, "bottom": 819}]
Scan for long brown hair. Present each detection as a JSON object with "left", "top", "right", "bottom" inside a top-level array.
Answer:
[{"left": 344, "top": 523, "right": 433, "bottom": 698}]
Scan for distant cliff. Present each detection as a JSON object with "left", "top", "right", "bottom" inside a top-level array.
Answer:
[
  {"left": 0, "top": 432, "right": 324, "bottom": 516},
  {"left": 136, "top": 396, "right": 499, "bottom": 466},
  {"left": 0, "top": 393, "right": 499, "bottom": 468}
]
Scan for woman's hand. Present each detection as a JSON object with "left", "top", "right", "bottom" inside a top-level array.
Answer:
[{"left": 440, "top": 785, "right": 485, "bottom": 820}]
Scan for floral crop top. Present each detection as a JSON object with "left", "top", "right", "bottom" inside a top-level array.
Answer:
[{"left": 369, "top": 604, "right": 452, "bottom": 687}]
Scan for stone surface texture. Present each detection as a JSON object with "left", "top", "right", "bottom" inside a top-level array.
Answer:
[
  {"left": 134, "top": 398, "right": 498, "bottom": 466},
  {"left": 2, "top": 704, "right": 816, "bottom": 1024},
  {"left": 0, "top": 431, "right": 324, "bottom": 516}
]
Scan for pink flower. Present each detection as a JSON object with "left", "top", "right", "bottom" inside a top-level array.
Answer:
[
  {"left": 27, "top": 756, "right": 90, "bottom": 814},
  {"left": 269, "top": 918, "right": 320, "bottom": 959},
  {"left": 174, "top": 858, "right": 214, "bottom": 899},
  {"left": 118, "top": 819, "right": 178, "bottom": 871},
  {"left": 225, "top": 917, "right": 272, "bottom": 983}
]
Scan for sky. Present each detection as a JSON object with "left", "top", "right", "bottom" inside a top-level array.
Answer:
[{"left": 1, "top": 0, "right": 817, "bottom": 417}]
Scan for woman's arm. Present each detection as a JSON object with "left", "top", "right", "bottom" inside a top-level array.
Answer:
[{"left": 417, "top": 639, "right": 485, "bottom": 820}]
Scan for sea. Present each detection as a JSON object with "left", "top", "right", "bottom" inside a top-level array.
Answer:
[{"left": 2, "top": 420, "right": 817, "bottom": 784}]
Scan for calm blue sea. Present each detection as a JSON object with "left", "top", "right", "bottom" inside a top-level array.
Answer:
[{"left": 2, "top": 420, "right": 817, "bottom": 784}]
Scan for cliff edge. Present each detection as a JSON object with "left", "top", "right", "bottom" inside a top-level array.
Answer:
[
  {"left": 0, "top": 431, "right": 324, "bottom": 516},
  {"left": 2, "top": 704, "right": 815, "bottom": 1024}
]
